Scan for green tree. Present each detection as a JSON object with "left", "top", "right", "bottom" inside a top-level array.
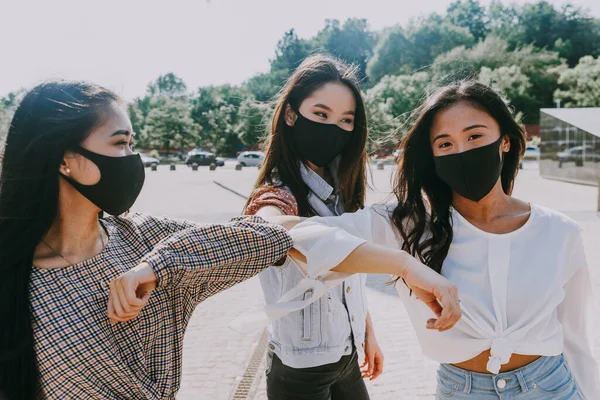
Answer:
[
  {"left": 146, "top": 73, "right": 188, "bottom": 98},
  {"left": 367, "top": 18, "right": 474, "bottom": 83},
  {"left": 190, "top": 85, "right": 249, "bottom": 156},
  {"left": 487, "top": 0, "right": 520, "bottom": 41},
  {"left": 447, "top": 0, "right": 489, "bottom": 41},
  {"left": 488, "top": 1, "right": 600, "bottom": 66},
  {"left": 270, "top": 29, "right": 314, "bottom": 73},
  {"left": 313, "top": 19, "right": 377, "bottom": 81},
  {"left": 409, "top": 16, "right": 475, "bottom": 70},
  {"left": 143, "top": 98, "right": 201, "bottom": 156},
  {"left": 128, "top": 73, "right": 189, "bottom": 149},
  {"left": 235, "top": 98, "right": 272, "bottom": 148},
  {"left": 364, "top": 72, "right": 430, "bottom": 146},
  {"left": 244, "top": 72, "right": 281, "bottom": 102},
  {"left": 433, "top": 36, "right": 566, "bottom": 123},
  {"left": 0, "top": 90, "right": 25, "bottom": 148},
  {"left": 554, "top": 56, "right": 600, "bottom": 107},
  {"left": 478, "top": 65, "right": 536, "bottom": 118},
  {"left": 366, "top": 26, "right": 414, "bottom": 83}
]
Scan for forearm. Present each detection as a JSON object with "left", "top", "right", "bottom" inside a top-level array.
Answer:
[
  {"left": 144, "top": 216, "right": 293, "bottom": 289},
  {"left": 328, "top": 242, "right": 412, "bottom": 278},
  {"left": 365, "top": 311, "right": 376, "bottom": 339}
]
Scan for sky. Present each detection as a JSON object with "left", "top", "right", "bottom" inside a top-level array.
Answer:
[{"left": 1, "top": 0, "right": 599, "bottom": 100}]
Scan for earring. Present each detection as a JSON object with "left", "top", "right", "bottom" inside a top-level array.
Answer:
[{"left": 65, "top": 168, "right": 71, "bottom": 174}]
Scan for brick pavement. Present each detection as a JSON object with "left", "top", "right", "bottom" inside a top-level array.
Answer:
[{"left": 132, "top": 162, "right": 600, "bottom": 399}]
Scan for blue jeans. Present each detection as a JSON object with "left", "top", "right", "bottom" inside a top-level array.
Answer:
[{"left": 436, "top": 355, "right": 583, "bottom": 399}]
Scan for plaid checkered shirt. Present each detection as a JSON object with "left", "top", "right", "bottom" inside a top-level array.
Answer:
[{"left": 29, "top": 214, "right": 292, "bottom": 399}]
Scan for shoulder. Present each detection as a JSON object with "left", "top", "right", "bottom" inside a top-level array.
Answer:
[
  {"left": 530, "top": 203, "right": 580, "bottom": 235},
  {"left": 245, "top": 185, "right": 298, "bottom": 216}
]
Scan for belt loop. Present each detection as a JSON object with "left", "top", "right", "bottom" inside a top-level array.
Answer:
[
  {"left": 464, "top": 371, "right": 472, "bottom": 394},
  {"left": 516, "top": 370, "right": 528, "bottom": 392}
]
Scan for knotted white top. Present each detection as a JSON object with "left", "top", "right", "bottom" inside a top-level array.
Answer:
[{"left": 278, "top": 203, "right": 600, "bottom": 399}]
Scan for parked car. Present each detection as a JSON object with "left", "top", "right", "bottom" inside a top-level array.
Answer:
[
  {"left": 215, "top": 157, "right": 226, "bottom": 167},
  {"left": 557, "top": 146, "right": 599, "bottom": 167},
  {"left": 237, "top": 151, "right": 265, "bottom": 167},
  {"left": 140, "top": 153, "right": 160, "bottom": 167},
  {"left": 185, "top": 151, "right": 219, "bottom": 166},
  {"left": 523, "top": 145, "right": 540, "bottom": 160}
]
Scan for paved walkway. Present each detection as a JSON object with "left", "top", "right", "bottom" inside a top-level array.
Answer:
[{"left": 132, "top": 162, "right": 600, "bottom": 399}]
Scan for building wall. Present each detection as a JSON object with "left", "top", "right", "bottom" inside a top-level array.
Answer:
[{"left": 539, "top": 112, "right": 600, "bottom": 186}]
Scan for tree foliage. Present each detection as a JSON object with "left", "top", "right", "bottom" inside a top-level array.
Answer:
[
  {"left": 143, "top": 98, "right": 201, "bottom": 156},
  {"left": 367, "top": 18, "right": 474, "bottom": 82},
  {"left": 0, "top": 90, "right": 25, "bottom": 148},
  {"left": 447, "top": 0, "right": 489, "bottom": 40},
  {"left": 313, "top": 19, "right": 378, "bottom": 81},
  {"left": 554, "top": 56, "right": 600, "bottom": 107},
  {"left": 364, "top": 72, "right": 430, "bottom": 145}
]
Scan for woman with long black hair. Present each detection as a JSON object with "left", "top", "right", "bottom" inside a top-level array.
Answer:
[
  {"left": 0, "top": 80, "right": 293, "bottom": 399},
  {"left": 244, "top": 54, "right": 382, "bottom": 399},
  {"left": 277, "top": 81, "right": 600, "bottom": 399}
]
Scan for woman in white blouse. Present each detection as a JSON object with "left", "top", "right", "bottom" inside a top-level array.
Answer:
[{"left": 280, "top": 81, "right": 600, "bottom": 399}]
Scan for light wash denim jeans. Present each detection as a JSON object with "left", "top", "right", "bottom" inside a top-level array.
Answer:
[{"left": 436, "top": 355, "right": 583, "bottom": 399}]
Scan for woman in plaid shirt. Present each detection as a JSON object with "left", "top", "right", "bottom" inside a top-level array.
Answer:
[
  {"left": 0, "top": 80, "right": 460, "bottom": 399},
  {"left": 0, "top": 81, "right": 293, "bottom": 400}
]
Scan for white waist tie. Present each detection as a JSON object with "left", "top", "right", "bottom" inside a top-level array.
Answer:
[{"left": 487, "top": 337, "right": 514, "bottom": 374}]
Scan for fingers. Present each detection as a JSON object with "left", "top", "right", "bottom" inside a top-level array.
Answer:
[
  {"left": 423, "top": 298, "right": 443, "bottom": 318},
  {"left": 107, "top": 271, "right": 152, "bottom": 324},
  {"left": 368, "top": 351, "right": 375, "bottom": 377},
  {"left": 107, "top": 294, "right": 132, "bottom": 323},
  {"left": 371, "top": 353, "right": 384, "bottom": 380},
  {"left": 422, "top": 284, "right": 461, "bottom": 331},
  {"left": 431, "top": 285, "right": 461, "bottom": 331}
]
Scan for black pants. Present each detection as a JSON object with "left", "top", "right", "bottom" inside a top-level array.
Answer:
[{"left": 266, "top": 350, "right": 370, "bottom": 400}]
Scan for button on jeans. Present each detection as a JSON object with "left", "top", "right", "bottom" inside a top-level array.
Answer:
[{"left": 436, "top": 355, "right": 583, "bottom": 399}]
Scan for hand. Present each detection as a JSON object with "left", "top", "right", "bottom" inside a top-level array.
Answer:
[
  {"left": 107, "top": 262, "right": 157, "bottom": 324},
  {"left": 361, "top": 335, "right": 384, "bottom": 380},
  {"left": 399, "top": 252, "right": 461, "bottom": 332}
]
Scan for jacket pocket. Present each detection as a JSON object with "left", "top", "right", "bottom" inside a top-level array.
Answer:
[{"left": 301, "top": 289, "right": 314, "bottom": 341}]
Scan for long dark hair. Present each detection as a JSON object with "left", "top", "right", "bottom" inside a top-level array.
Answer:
[
  {"left": 248, "top": 54, "right": 368, "bottom": 216},
  {"left": 392, "top": 81, "right": 526, "bottom": 274},
  {"left": 0, "top": 81, "right": 120, "bottom": 399}
]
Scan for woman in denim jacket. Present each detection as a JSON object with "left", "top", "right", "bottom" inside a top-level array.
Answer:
[{"left": 244, "top": 54, "right": 382, "bottom": 400}]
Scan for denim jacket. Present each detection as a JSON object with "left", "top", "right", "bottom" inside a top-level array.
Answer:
[{"left": 259, "top": 158, "right": 368, "bottom": 369}]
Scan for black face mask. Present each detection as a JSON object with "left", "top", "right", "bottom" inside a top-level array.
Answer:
[
  {"left": 434, "top": 136, "right": 504, "bottom": 202},
  {"left": 291, "top": 109, "right": 353, "bottom": 168},
  {"left": 62, "top": 146, "right": 146, "bottom": 215}
]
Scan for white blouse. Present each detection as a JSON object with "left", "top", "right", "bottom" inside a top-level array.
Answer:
[{"left": 286, "top": 202, "right": 600, "bottom": 399}]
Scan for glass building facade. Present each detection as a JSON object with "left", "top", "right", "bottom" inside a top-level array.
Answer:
[{"left": 539, "top": 108, "right": 600, "bottom": 187}]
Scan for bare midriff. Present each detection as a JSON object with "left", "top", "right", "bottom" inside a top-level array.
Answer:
[{"left": 452, "top": 349, "right": 541, "bottom": 373}]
